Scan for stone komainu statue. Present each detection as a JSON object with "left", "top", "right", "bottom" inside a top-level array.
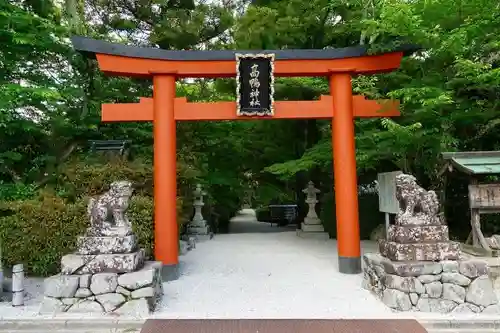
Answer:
[
  {"left": 379, "top": 173, "right": 460, "bottom": 261},
  {"left": 395, "top": 174, "right": 440, "bottom": 223},
  {"left": 86, "top": 180, "right": 134, "bottom": 237}
]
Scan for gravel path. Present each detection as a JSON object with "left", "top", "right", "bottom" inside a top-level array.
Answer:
[
  {"left": 157, "top": 225, "right": 393, "bottom": 319},
  {"left": 1, "top": 219, "right": 500, "bottom": 322}
]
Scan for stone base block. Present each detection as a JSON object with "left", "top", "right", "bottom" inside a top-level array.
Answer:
[
  {"left": 188, "top": 225, "right": 209, "bottom": 235},
  {"left": 296, "top": 229, "right": 329, "bottom": 240},
  {"left": 76, "top": 235, "right": 137, "bottom": 255},
  {"left": 301, "top": 222, "right": 325, "bottom": 233},
  {"left": 303, "top": 217, "right": 321, "bottom": 224},
  {"left": 193, "top": 233, "right": 213, "bottom": 241},
  {"left": 61, "top": 249, "right": 145, "bottom": 275},
  {"left": 379, "top": 240, "right": 460, "bottom": 261},
  {"left": 362, "top": 252, "right": 500, "bottom": 313},
  {"left": 387, "top": 225, "right": 449, "bottom": 243},
  {"left": 41, "top": 261, "right": 163, "bottom": 315},
  {"left": 161, "top": 264, "right": 180, "bottom": 282}
]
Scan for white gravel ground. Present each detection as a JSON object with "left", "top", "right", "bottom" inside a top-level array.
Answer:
[{"left": 1, "top": 219, "right": 500, "bottom": 322}]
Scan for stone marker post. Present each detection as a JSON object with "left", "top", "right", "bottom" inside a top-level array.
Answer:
[
  {"left": 12, "top": 264, "right": 24, "bottom": 307},
  {"left": 297, "top": 181, "right": 329, "bottom": 240}
]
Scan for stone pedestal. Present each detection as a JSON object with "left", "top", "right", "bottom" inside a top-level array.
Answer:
[
  {"left": 76, "top": 235, "right": 137, "bottom": 255},
  {"left": 362, "top": 253, "right": 500, "bottom": 314},
  {"left": 380, "top": 220, "right": 460, "bottom": 261},
  {"left": 42, "top": 245, "right": 162, "bottom": 314},
  {"left": 61, "top": 249, "right": 146, "bottom": 275},
  {"left": 41, "top": 261, "right": 163, "bottom": 315}
]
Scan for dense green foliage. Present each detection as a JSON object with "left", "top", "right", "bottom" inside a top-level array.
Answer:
[{"left": 1, "top": 0, "right": 500, "bottom": 274}]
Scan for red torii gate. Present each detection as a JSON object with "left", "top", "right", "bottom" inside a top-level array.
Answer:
[{"left": 71, "top": 36, "right": 416, "bottom": 277}]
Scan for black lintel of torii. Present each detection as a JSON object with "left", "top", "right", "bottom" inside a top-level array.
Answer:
[{"left": 70, "top": 36, "right": 420, "bottom": 62}]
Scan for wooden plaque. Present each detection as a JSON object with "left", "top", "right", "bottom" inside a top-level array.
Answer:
[
  {"left": 236, "top": 53, "right": 275, "bottom": 116},
  {"left": 468, "top": 184, "right": 500, "bottom": 209}
]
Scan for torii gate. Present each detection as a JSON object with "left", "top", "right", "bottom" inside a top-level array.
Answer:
[{"left": 71, "top": 36, "right": 416, "bottom": 277}]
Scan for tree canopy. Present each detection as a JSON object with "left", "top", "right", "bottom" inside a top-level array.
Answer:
[{"left": 1, "top": 0, "right": 500, "bottom": 237}]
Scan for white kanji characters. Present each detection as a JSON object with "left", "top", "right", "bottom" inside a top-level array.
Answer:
[{"left": 248, "top": 63, "right": 260, "bottom": 108}]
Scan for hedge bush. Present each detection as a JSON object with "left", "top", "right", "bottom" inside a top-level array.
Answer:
[
  {"left": 0, "top": 193, "right": 87, "bottom": 276},
  {"left": 0, "top": 182, "right": 37, "bottom": 201},
  {"left": 56, "top": 157, "right": 153, "bottom": 199}
]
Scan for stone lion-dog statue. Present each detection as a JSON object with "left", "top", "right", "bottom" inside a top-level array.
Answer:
[
  {"left": 86, "top": 180, "right": 134, "bottom": 237},
  {"left": 395, "top": 174, "right": 441, "bottom": 224}
]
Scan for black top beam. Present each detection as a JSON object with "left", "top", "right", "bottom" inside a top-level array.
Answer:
[{"left": 71, "top": 36, "right": 420, "bottom": 62}]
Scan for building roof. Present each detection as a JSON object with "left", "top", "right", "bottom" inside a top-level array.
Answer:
[
  {"left": 441, "top": 151, "right": 500, "bottom": 175},
  {"left": 70, "top": 36, "right": 420, "bottom": 62}
]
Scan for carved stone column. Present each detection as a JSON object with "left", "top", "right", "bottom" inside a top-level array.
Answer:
[
  {"left": 187, "top": 184, "right": 212, "bottom": 240},
  {"left": 297, "top": 181, "right": 329, "bottom": 240}
]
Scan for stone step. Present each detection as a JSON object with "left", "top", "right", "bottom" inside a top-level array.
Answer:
[
  {"left": 2, "top": 319, "right": 500, "bottom": 333},
  {"left": 0, "top": 319, "right": 145, "bottom": 333},
  {"left": 421, "top": 320, "right": 500, "bottom": 333},
  {"left": 427, "top": 327, "right": 500, "bottom": 333}
]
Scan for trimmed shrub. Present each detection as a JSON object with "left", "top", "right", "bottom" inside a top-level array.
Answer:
[
  {"left": 128, "top": 195, "right": 187, "bottom": 259},
  {"left": 0, "top": 193, "right": 87, "bottom": 276},
  {"left": 56, "top": 157, "right": 153, "bottom": 199},
  {"left": 0, "top": 182, "right": 36, "bottom": 201}
]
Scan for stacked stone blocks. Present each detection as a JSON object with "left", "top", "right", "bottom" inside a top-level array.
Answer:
[
  {"left": 363, "top": 253, "right": 499, "bottom": 313},
  {"left": 42, "top": 260, "right": 162, "bottom": 314}
]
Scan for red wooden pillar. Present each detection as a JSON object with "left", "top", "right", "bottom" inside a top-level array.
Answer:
[
  {"left": 330, "top": 72, "right": 361, "bottom": 274},
  {"left": 153, "top": 74, "right": 179, "bottom": 278}
]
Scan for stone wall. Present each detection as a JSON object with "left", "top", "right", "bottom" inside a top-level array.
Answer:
[
  {"left": 41, "top": 261, "right": 162, "bottom": 315},
  {"left": 363, "top": 253, "right": 500, "bottom": 313}
]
